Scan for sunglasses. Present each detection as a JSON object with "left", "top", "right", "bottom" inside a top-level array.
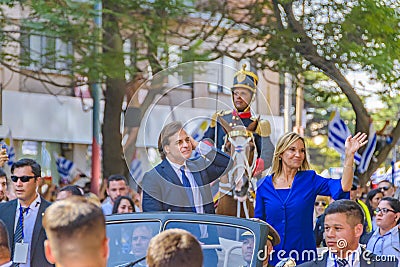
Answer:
[
  {"left": 11, "top": 175, "right": 37, "bottom": 183},
  {"left": 379, "top": 186, "right": 391, "bottom": 191},
  {"left": 132, "top": 235, "right": 151, "bottom": 242},
  {"left": 375, "top": 207, "right": 396, "bottom": 215},
  {"left": 314, "top": 201, "right": 327, "bottom": 207}
]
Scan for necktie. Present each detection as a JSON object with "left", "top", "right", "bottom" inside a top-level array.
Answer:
[
  {"left": 13, "top": 206, "right": 30, "bottom": 266},
  {"left": 180, "top": 166, "right": 196, "bottom": 212},
  {"left": 336, "top": 258, "right": 348, "bottom": 267}
]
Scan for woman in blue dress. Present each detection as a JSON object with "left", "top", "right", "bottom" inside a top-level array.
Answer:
[{"left": 255, "top": 131, "right": 367, "bottom": 265}]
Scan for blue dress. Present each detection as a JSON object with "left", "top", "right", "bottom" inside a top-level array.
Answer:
[{"left": 255, "top": 170, "right": 349, "bottom": 265}]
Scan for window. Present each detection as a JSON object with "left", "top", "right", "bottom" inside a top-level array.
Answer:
[
  {"left": 155, "top": 45, "right": 193, "bottom": 89},
  {"left": 208, "top": 56, "right": 252, "bottom": 95},
  {"left": 20, "top": 30, "right": 73, "bottom": 73}
]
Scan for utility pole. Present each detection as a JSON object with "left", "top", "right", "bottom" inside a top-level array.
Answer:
[
  {"left": 90, "top": 0, "right": 102, "bottom": 196},
  {"left": 294, "top": 76, "right": 304, "bottom": 136},
  {"left": 0, "top": 83, "right": 2, "bottom": 125},
  {"left": 284, "top": 73, "right": 293, "bottom": 133}
]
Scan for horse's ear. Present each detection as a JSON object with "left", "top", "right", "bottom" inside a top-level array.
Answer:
[
  {"left": 219, "top": 117, "right": 232, "bottom": 134},
  {"left": 247, "top": 117, "right": 259, "bottom": 132}
]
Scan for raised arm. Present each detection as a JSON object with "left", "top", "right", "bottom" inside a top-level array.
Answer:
[{"left": 341, "top": 132, "right": 368, "bottom": 191}]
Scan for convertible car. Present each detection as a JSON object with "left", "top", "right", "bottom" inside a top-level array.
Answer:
[{"left": 106, "top": 212, "right": 276, "bottom": 267}]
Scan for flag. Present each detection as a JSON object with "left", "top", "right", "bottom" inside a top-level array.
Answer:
[
  {"left": 41, "top": 142, "right": 51, "bottom": 169},
  {"left": 2, "top": 129, "right": 16, "bottom": 167},
  {"left": 385, "top": 161, "right": 400, "bottom": 186},
  {"left": 370, "top": 166, "right": 387, "bottom": 184},
  {"left": 130, "top": 158, "right": 144, "bottom": 184},
  {"left": 192, "top": 120, "right": 209, "bottom": 141},
  {"left": 191, "top": 120, "right": 210, "bottom": 157},
  {"left": 328, "top": 111, "right": 361, "bottom": 164},
  {"left": 54, "top": 153, "right": 76, "bottom": 183},
  {"left": 357, "top": 123, "right": 377, "bottom": 173}
]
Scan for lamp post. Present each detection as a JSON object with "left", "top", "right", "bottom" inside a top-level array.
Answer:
[{"left": 90, "top": 0, "right": 102, "bottom": 196}]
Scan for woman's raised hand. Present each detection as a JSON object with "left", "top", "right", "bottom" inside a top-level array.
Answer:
[{"left": 345, "top": 132, "right": 368, "bottom": 155}]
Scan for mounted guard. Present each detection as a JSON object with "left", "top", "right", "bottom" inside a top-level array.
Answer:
[
  {"left": 203, "top": 64, "right": 275, "bottom": 218},
  {"left": 203, "top": 64, "right": 274, "bottom": 179}
]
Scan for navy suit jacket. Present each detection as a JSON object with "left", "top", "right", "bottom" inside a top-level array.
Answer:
[
  {"left": 0, "top": 197, "right": 54, "bottom": 267},
  {"left": 298, "top": 248, "right": 398, "bottom": 267},
  {"left": 142, "top": 147, "right": 231, "bottom": 213}
]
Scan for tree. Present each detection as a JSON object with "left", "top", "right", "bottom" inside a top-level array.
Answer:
[
  {"left": 0, "top": 0, "right": 199, "bottom": 183},
  {"left": 180, "top": 0, "right": 400, "bottom": 185}
]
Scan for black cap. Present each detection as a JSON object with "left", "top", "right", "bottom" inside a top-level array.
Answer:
[{"left": 351, "top": 176, "right": 359, "bottom": 191}]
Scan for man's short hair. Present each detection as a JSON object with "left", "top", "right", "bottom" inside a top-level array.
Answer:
[
  {"left": 324, "top": 199, "right": 364, "bottom": 227},
  {"left": 59, "top": 185, "right": 84, "bottom": 196},
  {"left": 157, "top": 122, "right": 183, "bottom": 160},
  {"left": 378, "top": 180, "right": 394, "bottom": 186},
  {"left": 11, "top": 158, "right": 41, "bottom": 177},
  {"left": 0, "top": 168, "right": 6, "bottom": 178},
  {"left": 43, "top": 197, "right": 106, "bottom": 264},
  {"left": 106, "top": 174, "right": 128, "bottom": 188},
  {"left": 146, "top": 229, "right": 203, "bottom": 267}
]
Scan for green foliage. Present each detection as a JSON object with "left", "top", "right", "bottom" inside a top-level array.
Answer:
[
  {"left": 306, "top": 136, "right": 341, "bottom": 173},
  {"left": 0, "top": 0, "right": 201, "bottom": 85}
]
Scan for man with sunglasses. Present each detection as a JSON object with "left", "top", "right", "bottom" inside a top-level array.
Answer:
[
  {"left": 0, "top": 158, "right": 53, "bottom": 267},
  {"left": 378, "top": 180, "right": 395, "bottom": 198}
]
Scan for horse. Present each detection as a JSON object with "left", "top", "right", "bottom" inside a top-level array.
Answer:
[{"left": 215, "top": 117, "right": 258, "bottom": 219}]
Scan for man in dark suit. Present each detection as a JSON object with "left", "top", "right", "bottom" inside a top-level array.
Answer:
[
  {"left": 0, "top": 158, "right": 53, "bottom": 267},
  {"left": 299, "top": 199, "right": 397, "bottom": 267},
  {"left": 142, "top": 121, "right": 231, "bottom": 267},
  {"left": 142, "top": 121, "right": 231, "bottom": 213}
]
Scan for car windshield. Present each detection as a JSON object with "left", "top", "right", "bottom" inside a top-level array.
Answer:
[
  {"left": 106, "top": 219, "right": 256, "bottom": 267},
  {"left": 165, "top": 220, "right": 255, "bottom": 267},
  {"left": 107, "top": 220, "right": 161, "bottom": 267}
]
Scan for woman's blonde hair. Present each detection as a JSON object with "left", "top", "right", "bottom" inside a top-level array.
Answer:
[{"left": 270, "top": 132, "right": 310, "bottom": 177}]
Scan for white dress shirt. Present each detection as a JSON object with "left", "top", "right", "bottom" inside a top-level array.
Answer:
[{"left": 13, "top": 194, "right": 41, "bottom": 267}]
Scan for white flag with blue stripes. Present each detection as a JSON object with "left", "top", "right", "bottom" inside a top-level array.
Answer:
[
  {"left": 130, "top": 158, "right": 144, "bottom": 184},
  {"left": 328, "top": 111, "right": 361, "bottom": 164},
  {"left": 357, "top": 123, "right": 377, "bottom": 173},
  {"left": 370, "top": 166, "right": 387, "bottom": 184},
  {"left": 385, "top": 161, "right": 400, "bottom": 186},
  {"left": 54, "top": 153, "right": 75, "bottom": 183}
]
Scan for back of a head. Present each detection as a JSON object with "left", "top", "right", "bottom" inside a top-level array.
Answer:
[
  {"left": 43, "top": 196, "right": 107, "bottom": 267},
  {"left": 324, "top": 199, "right": 364, "bottom": 226},
  {"left": 60, "top": 185, "right": 84, "bottom": 196},
  {"left": 146, "top": 229, "right": 203, "bottom": 267},
  {"left": 0, "top": 220, "right": 10, "bottom": 261}
]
